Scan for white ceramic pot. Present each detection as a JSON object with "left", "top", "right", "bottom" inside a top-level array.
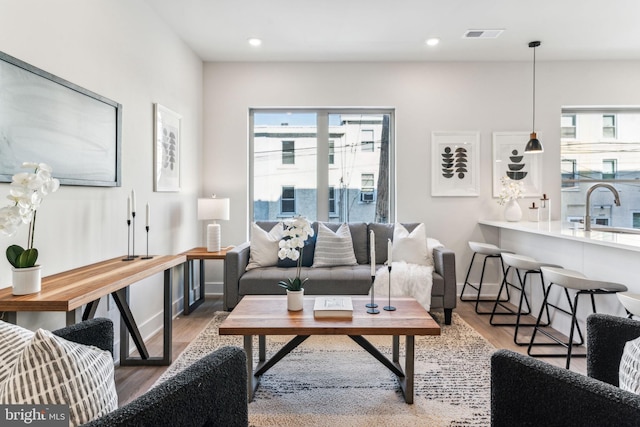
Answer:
[
  {"left": 286, "top": 288, "right": 304, "bottom": 311},
  {"left": 12, "top": 265, "right": 42, "bottom": 295},
  {"left": 504, "top": 199, "right": 523, "bottom": 222}
]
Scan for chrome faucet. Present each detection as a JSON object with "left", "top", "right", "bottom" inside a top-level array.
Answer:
[{"left": 585, "top": 183, "right": 621, "bottom": 231}]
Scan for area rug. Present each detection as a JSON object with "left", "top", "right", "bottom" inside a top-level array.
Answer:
[{"left": 155, "top": 311, "right": 494, "bottom": 427}]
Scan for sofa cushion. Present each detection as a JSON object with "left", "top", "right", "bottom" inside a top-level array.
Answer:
[
  {"left": 312, "top": 223, "right": 358, "bottom": 267},
  {"left": 393, "top": 223, "right": 430, "bottom": 266},
  {"left": 620, "top": 335, "right": 640, "bottom": 393},
  {"left": 368, "top": 223, "right": 420, "bottom": 264},
  {"left": 0, "top": 328, "right": 117, "bottom": 427},
  {"left": 0, "top": 321, "right": 34, "bottom": 384},
  {"left": 315, "top": 222, "right": 368, "bottom": 264},
  {"left": 246, "top": 222, "right": 284, "bottom": 271},
  {"left": 240, "top": 264, "right": 373, "bottom": 296}
]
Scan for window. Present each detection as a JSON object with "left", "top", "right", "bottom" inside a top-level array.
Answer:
[
  {"left": 603, "top": 114, "right": 616, "bottom": 138},
  {"left": 561, "top": 114, "right": 576, "bottom": 138},
  {"left": 251, "top": 110, "right": 393, "bottom": 223},
  {"left": 361, "top": 130, "right": 374, "bottom": 152},
  {"left": 282, "top": 140, "right": 295, "bottom": 164},
  {"left": 328, "top": 186, "right": 336, "bottom": 214},
  {"left": 633, "top": 212, "right": 640, "bottom": 229},
  {"left": 281, "top": 186, "right": 295, "bottom": 214},
  {"left": 328, "top": 140, "right": 335, "bottom": 165},
  {"left": 561, "top": 107, "right": 640, "bottom": 228},
  {"left": 602, "top": 159, "right": 617, "bottom": 180},
  {"left": 561, "top": 159, "right": 577, "bottom": 188}
]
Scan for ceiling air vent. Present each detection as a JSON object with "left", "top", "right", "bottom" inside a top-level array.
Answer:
[{"left": 463, "top": 29, "right": 504, "bottom": 39}]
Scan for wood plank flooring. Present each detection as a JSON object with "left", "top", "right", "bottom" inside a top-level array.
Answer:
[{"left": 115, "top": 296, "right": 587, "bottom": 405}]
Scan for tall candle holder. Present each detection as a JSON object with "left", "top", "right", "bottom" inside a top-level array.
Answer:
[
  {"left": 131, "top": 211, "right": 138, "bottom": 258},
  {"left": 366, "top": 275, "right": 379, "bottom": 314},
  {"left": 141, "top": 226, "right": 153, "bottom": 260},
  {"left": 383, "top": 264, "right": 396, "bottom": 311},
  {"left": 122, "top": 219, "right": 134, "bottom": 261}
]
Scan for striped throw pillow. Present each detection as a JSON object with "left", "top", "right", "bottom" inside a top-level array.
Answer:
[
  {"left": 620, "top": 336, "right": 640, "bottom": 394},
  {"left": 0, "top": 328, "right": 117, "bottom": 427},
  {"left": 0, "top": 321, "right": 34, "bottom": 384},
  {"left": 312, "top": 223, "right": 358, "bottom": 267}
]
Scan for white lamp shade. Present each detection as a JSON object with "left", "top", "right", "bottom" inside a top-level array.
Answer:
[{"left": 197, "top": 197, "right": 230, "bottom": 221}]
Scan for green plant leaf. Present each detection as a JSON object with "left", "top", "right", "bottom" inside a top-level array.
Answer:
[
  {"left": 17, "top": 248, "right": 38, "bottom": 268},
  {"left": 6, "top": 245, "right": 25, "bottom": 268}
]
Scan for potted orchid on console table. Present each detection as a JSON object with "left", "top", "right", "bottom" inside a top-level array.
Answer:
[
  {"left": 277, "top": 216, "right": 314, "bottom": 311},
  {"left": 0, "top": 162, "right": 60, "bottom": 295},
  {"left": 497, "top": 175, "right": 525, "bottom": 222}
]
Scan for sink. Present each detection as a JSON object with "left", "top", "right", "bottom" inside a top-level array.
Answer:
[{"left": 589, "top": 226, "right": 640, "bottom": 235}]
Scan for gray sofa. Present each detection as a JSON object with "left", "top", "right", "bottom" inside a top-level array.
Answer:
[
  {"left": 491, "top": 313, "right": 640, "bottom": 426},
  {"left": 53, "top": 318, "right": 249, "bottom": 427},
  {"left": 224, "top": 222, "right": 457, "bottom": 324}
]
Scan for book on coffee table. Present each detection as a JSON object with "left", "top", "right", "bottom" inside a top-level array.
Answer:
[{"left": 313, "top": 296, "right": 354, "bottom": 318}]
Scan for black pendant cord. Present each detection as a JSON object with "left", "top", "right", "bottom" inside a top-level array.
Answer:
[{"left": 532, "top": 45, "right": 536, "bottom": 134}]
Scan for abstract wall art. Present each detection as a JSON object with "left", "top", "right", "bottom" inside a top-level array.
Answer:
[
  {"left": 492, "top": 131, "right": 543, "bottom": 198},
  {"left": 431, "top": 131, "right": 480, "bottom": 197},
  {"left": 154, "top": 103, "right": 181, "bottom": 192}
]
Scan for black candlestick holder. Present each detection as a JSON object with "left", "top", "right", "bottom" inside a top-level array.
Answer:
[
  {"left": 131, "top": 211, "right": 139, "bottom": 258},
  {"left": 123, "top": 219, "right": 134, "bottom": 261},
  {"left": 141, "top": 226, "right": 153, "bottom": 260},
  {"left": 383, "top": 264, "right": 396, "bottom": 311},
  {"left": 366, "top": 274, "right": 379, "bottom": 314}
]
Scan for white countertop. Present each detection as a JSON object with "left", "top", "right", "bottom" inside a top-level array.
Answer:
[{"left": 479, "top": 220, "right": 640, "bottom": 253}]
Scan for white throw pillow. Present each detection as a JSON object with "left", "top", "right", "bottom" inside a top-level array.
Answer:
[
  {"left": 0, "top": 328, "right": 117, "bottom": 427},
  {"left": 246, "top": 222, "right": 284, "bottom": 270},
  {"left": 0, "top": 321, "right": 34, "bottom": 384},
  {"left": 620, "top": 336, "right": 640, "bottom": 394},
  {"left": 312, "top": 223, "right": 358, "bottom": 267},
  {"left": 392, "top": 223, "right": 430, "bottom": 266}
]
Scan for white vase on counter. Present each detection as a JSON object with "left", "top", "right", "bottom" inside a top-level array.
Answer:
[{"left": 504, "top": 200, "right": 523, "bottom": 222}]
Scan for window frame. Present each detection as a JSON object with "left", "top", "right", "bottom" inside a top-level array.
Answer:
[
  {"left": 280, "top": 185, "right": 296, "bottom": 215},
  {"left": 282, "top": 140, "right": 295, "bottom": 164}
]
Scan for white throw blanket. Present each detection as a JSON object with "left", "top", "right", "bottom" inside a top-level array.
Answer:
[{"left": 371, "top": 261, "right": 433, "bottom": 311}]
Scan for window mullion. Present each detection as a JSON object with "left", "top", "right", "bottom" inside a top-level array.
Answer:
[{"left": 316, "top": 112, "right": 329, "bottom": 222}]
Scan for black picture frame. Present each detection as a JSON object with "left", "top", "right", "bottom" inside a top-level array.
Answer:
[{"left": 0, "top": 51, "right": 122, "bottom": 187}]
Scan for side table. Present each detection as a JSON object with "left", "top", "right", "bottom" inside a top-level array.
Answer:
[{"left": 181, "top": 247, "right": 232, "bottom": 315}]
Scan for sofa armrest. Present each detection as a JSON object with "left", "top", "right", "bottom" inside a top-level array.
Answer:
[
  {"left": 433, "top": 247, "right": 456, "bottom": 310},
  {"left": 587, "top": 313, "right": 640, "bottom": 386},
  {"left": 491, "top": 349, "right": 640, "bottom": 427},
  {"left": 224, "top": 242, "right": 251, "bottom": 310},
  {"left": 53, "top": 317, "right": 114, "bottom": 355},
  {"left": 84, "top": 346, "right": 248, "bottom": 427}
]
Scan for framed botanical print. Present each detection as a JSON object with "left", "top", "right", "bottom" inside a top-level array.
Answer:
[
  {"left": 492, "top": 131, "right": 543, "bottom": 197},
  {"left": 431, "top": 131, "right": 480, "bottom": 197},
  {"left": 154, "top": 103, "right": 181, "bottom": 192}
]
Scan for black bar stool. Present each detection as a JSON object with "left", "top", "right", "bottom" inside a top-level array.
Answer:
[
  {"left": 528, "top": 266, "right": 628, "bottom": 369},
  {"left": 460, "top": 242, "right": 510, "bottom": 314},
  {"left": 489, "top": 253, "right": 561, "bottom": 345}
]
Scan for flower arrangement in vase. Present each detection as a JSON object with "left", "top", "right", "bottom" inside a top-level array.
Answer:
[
  {"left": 497, "top": 176, "right": 524, "bottom": 221},
  {"left": 277, "top": 216, "right": 314, "bottom": 310},
  {"left": 0, "top": 162, "right": 60, "bottom": 294}
]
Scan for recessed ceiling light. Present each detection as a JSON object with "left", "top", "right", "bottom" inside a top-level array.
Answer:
[
  {"left": 248, "top": 38, "right": 262, "bottom": 47},
  {"left": 425, "top": 38, "right": 440, "bottom": 47}
]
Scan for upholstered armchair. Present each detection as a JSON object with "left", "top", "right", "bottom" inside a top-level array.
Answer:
[{"left": 491, "top": 313, "right": 640, "bottom": 426}]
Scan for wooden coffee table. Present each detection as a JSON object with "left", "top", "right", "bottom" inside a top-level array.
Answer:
[{"left": 218, "top": 295, "right": 441, "bottom": 404}]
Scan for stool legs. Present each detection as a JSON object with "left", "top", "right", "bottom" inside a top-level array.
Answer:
[{"left": 460, "top": 253, "right": 510, "bottom": 314}]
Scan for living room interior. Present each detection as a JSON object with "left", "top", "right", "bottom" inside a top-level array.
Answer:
[{"left": 2, "top": 0, "right": 640, "bottom": 425}]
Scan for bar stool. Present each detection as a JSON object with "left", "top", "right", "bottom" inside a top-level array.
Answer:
[
  {"left": 618, "top": 292, "right": 640, "bottom": 319},
  {"left": 460, "top": 242, "right": 511, "bottom": 314},
  {"left": 528, "top": 266, "right": 628, "bottom": 369},
  {"left": 489, "top": 253, "right": 561, "bottom": 345}
]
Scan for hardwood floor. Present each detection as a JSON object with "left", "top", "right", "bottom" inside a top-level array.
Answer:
[{"left": 115, "top": 295, "right": 587, "bottom": 405}]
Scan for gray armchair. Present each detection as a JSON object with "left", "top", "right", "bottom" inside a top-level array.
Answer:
[
  {"left": 491, "top": 313, "right": 640, "bottom": 426},
  {"left": 52, "top": 318, "right": 248, "bottom": 427}
]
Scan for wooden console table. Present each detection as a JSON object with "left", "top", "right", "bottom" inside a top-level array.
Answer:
[
  {"left": 182, "top": 247, "right": 231, "bottom": 315},
  {"left": 0, "top": 255, "right": 185, "bottom": 366}
]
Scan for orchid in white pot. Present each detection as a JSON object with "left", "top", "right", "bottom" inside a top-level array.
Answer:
[
  {"left": 0, "top": 162, "right": 60, "bottom": 269},
  {"left": 277, "top": 216, "right": 314, "bottom": 292}
]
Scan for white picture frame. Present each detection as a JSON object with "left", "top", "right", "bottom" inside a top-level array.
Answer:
[
  {"left": 492, "top": 131, "right": 543, "bottom": 198},
  {"left": 154, "top": 103, "right": 181, "bottom": 192},
  {"left": 431, "top": 131, "right": 480, "bottom": 197}
]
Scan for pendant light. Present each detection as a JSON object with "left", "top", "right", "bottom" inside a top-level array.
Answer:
[{"left": 525, "top": 41, "right": 543, "bottom": 153}]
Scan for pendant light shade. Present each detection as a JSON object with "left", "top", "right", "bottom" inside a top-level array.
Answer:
[{"left": 524, "top": 41, "right": 543, "bottom": 153}]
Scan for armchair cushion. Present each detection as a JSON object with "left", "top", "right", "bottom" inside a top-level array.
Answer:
[
  {"left": 620, "top": 336, "right": 640, "bottom": 393},
  {"left": 0, "top": 321, "right": 33, "bottom": 383}
]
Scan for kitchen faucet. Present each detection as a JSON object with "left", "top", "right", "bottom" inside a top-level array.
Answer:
[{"left": 584, "top": 183, "right": 621, "bottom": 231}]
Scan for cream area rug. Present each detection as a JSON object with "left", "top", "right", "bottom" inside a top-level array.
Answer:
[{"left": 155, "top": 311, "right": 494, "bottom": 427}]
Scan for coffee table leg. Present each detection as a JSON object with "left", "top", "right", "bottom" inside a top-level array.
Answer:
[
  {"left": 392, "top": 335, "right": 400, "bottom": 363},
  {"left": 244, "top": 335, "right": 259, "bottom": 402},
  {"left": 404, "top": 335, "right": 415, "bottom": 404}
]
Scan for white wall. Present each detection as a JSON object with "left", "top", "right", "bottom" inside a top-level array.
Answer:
[
  {"left": 0, "top": 0, "right": 203, "bottom": 342},
  {"left": 202, "top": 60, "right": 640, "bottom": 286}
]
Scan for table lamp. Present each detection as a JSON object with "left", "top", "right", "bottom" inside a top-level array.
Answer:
[{"left": 197, "top": 196, "right": 230, "bottom": 252}]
